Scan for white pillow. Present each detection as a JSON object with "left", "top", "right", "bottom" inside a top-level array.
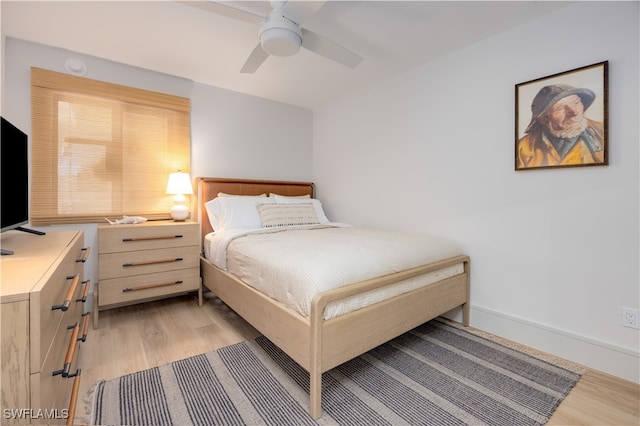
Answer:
[
  {"left": 272, "top": 196, "right": 330, "bottom": 224},
  {"left": 205, "top": 195, "right": 274, "bottom": 231},
  {"left": 270, "top": 193, "right": 310, "bottom": 200},
  {"left": 204, "top": 198, "right": 220, "bottom": 231},
  {"left": 218, "top": 192, "right": 267, "bottom": 197},
  {"left": 256, "top": 203, "right": 320, "bottom": 228}
]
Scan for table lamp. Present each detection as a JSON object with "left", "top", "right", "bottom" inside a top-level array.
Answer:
[{"left": 166, "top": 171, "right": 193, "bottom": 221}]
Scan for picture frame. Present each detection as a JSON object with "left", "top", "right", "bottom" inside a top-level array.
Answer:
[{"left": 515, "top": 61, "right": 608, "bottom": 170}]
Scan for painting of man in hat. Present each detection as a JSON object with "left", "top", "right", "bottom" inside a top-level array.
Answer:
[{"left": 515, "top": 61, "right": 608, "bottom": 170}]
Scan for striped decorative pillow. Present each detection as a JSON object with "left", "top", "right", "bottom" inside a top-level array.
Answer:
[{"left": 256, "top": 203, "right": 320, "bottom": 228}]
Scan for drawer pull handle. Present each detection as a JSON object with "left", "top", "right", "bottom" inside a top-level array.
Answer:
[
  {"left": 53, "top": 323, "right": 80, "bottom": 378},
  {"left": 66, "top": 370, "right": 82, "bottom": 426},
  {"left": 77, "top": 247, "right": 90, "bottom": 263},
  {"left": 123, "top": 257, "right": 183, "bottom": 267},
  {"left": 52, "top": 274, "right": 80, "bottom": 311},
  {"left": 123, "top": 280, "right": 184, "bottom": 293},
  {"left": 79, "top": 312, "right": 90, "bottom": 342},
  {"left": 122, "top": 234, "right": 184, "bottom": 242},
  {"left": 76, "top": 280, "right": 90, "bottom": 303}
]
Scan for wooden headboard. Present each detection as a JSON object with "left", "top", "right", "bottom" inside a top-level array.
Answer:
[{"left": 197, "top": 177, "right": 315, "bottom": 244}]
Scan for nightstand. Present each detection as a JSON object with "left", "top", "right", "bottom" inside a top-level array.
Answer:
[{"left": 94, "top": 220, "right": 202, "bottom": 328}]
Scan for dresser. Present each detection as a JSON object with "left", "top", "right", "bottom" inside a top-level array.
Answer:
[
  {"left": 1, "top": 230, "right": 90, "bottom": 425},
  {"left": 95, "top": 220, "right": 202, "bottom": 328}
]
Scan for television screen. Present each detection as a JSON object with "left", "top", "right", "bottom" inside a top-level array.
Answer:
[{"left": 1, "top": 117, "right": 29, "bottom": 232}]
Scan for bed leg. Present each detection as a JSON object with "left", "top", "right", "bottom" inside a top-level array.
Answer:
[
  {"left": 310, "top": 296, "right": 325, "bottom": 419},
  {"left": 462, "top": 259, "right": 470, "bottom": 327},
  {"left": 310, "top": 369, "right": 322, "bottom": 419},
  {"left": 462, "top": 302, "right": 470, "bottom": 327}
]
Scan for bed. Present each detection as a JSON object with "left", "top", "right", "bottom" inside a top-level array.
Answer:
[{"left": 197, "top": 177, "right": 470, "bottom": 419}]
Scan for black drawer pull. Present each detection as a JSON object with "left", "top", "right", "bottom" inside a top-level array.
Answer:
[
  {"left": 123, "top": 280, "right": 184, "bottom": 292},
  {"left": 76, "top": 247, "right": 90, "bottom": 263},
  {"left": 67, "top": 370, "right": 82, "bottom": 425},
  {"left": 76, "top": 280, "right": 90, "bottom": 303},
  {"left": 123, "top": 257, "right": 183, "bottom": 267},
  {"left": 78, "top": 313, "right": 90, "bottom": 342},
  {"left": 51, "top": 274, "right": 80, "bottom": 311},
  {"left": 52, "top": 323, "right": 80, "bottom": 378},
  {"left": 122, "top": 234, "right": 184, "bottom": 242}
]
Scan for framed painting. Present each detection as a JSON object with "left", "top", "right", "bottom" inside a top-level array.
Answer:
[{"left": 515, "top": 61, "right": 608, "bottom": 170}]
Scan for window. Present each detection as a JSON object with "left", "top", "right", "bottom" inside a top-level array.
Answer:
[{"left": 31, "top": 68, "right": 190, "bottom": 225}]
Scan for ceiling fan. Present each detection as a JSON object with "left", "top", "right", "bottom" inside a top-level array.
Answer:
[{"left": 181, "top": 0, "right": 363, "bottom": 73}]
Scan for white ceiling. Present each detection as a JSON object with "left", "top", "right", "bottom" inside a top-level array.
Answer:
[{"left": 2, "top": 0, "right": 572, "bottom": 109}]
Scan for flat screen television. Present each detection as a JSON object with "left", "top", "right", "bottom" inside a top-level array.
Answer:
[{"left": 1, "top": 117, "right": 30, "bottom": 233}]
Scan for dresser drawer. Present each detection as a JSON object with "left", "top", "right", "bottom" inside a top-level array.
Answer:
[
  {"left": 36, "top": 317, "right": 85, "bottom": 422},
  {"left": 99, "top": 222, "right": 199, "bottom": 253},
  {"left": 33, "top": 236, "right": 86, "bottom": 373},
  {"left": 99, "top": 268, "right": 200, "bottom": 306},
  {"left": 99, "top": 246, "right": 199, "bottom": 279},
  {"left": 36, "top": 273, "right": 86, "bottom": 372}
]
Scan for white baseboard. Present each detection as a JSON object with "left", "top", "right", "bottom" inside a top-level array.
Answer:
[{"left": 450, "top": 305, "right": 639, "bottom": 384}]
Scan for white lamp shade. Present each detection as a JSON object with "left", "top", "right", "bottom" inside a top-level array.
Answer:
[
  {"left": 166, "top": 172, "right": 193, "bottom": 221},
  {"left": 166, "top": 172, "right": 193, "bottom": 195}
]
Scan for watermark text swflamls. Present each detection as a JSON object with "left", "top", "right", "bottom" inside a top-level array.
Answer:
[{"left": 3, "top": 408, "right": 69, "bottom": 420}]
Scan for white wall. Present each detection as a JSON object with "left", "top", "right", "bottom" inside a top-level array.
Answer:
[
  {"left": 190, "top": 82, "right": 312, "bottom": 181},
  {"left": 313, "top": 1, "right": 639, "bottom": 382}
]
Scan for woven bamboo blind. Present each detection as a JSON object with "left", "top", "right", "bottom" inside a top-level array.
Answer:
[{"left": 30, "top": 68, "right": 190, "bottom": 225}]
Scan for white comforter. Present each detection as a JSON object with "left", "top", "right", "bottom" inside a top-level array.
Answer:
[{"left": 204, "top": 225, "right": 464, "bottom": 319}]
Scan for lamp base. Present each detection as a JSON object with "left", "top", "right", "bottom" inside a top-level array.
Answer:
[{"left": 170, "top": 204, "right": 189, "bottom": 221}]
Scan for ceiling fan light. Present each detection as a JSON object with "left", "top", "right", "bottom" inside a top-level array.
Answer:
[{"left": 260, "top": 27, "right": 301, "bottom": 56}]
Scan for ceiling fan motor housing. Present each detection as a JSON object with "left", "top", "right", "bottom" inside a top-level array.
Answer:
[{"left": 259, "top": 14, "right": 302, "bottom": 57}]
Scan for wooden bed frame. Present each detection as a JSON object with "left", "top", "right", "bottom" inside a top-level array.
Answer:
[{"left": 197, "top": 177, "right": 470, "bottom": 419}]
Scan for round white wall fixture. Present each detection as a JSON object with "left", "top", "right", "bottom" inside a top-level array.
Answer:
[{"left": 65, "top": 58, "right": 87, "bottom": 76}]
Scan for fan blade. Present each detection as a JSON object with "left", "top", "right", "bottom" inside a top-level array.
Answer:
[
  {"left": 178, "top": 1, "right": 264, "bottom": 26},
  {"left": 301, "top": 29, "right": 363, "bottom": 69},
  {"left": 281, "top": 1, "right": 326, "bottom": 24},
  {"left": 240, "top": 44, "right": 270, "bottom": 73}
]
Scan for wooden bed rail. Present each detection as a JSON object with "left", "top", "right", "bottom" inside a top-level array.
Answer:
[
  {"left": 308, "top": 255, "right": 470, "bottom": 419},
  {"left": 310, "top": 255, "right": 470, "bottom": 318}
]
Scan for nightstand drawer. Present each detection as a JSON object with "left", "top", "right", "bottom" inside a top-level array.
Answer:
[
  {"left": 98, "top": 246, "right": 199, "bottom": 279},
  {"left": 99, "top": 222, "right": 199, "bottom": 253},
  {"left": 98, "top": 268, "right": 200, "bottom": 306}
]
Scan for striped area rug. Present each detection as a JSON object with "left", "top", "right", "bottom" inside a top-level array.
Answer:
[{"left": 87, "top": 319, "right": 583, "bottom": 425}]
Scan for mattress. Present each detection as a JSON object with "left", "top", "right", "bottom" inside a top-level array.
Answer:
[{"left": 204, "top": 225, "right": 465, "bottom": 320}]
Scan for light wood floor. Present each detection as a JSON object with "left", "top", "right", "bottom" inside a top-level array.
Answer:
[{"left": 77, "top": 292, "right": 639, "bottom": 425}]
